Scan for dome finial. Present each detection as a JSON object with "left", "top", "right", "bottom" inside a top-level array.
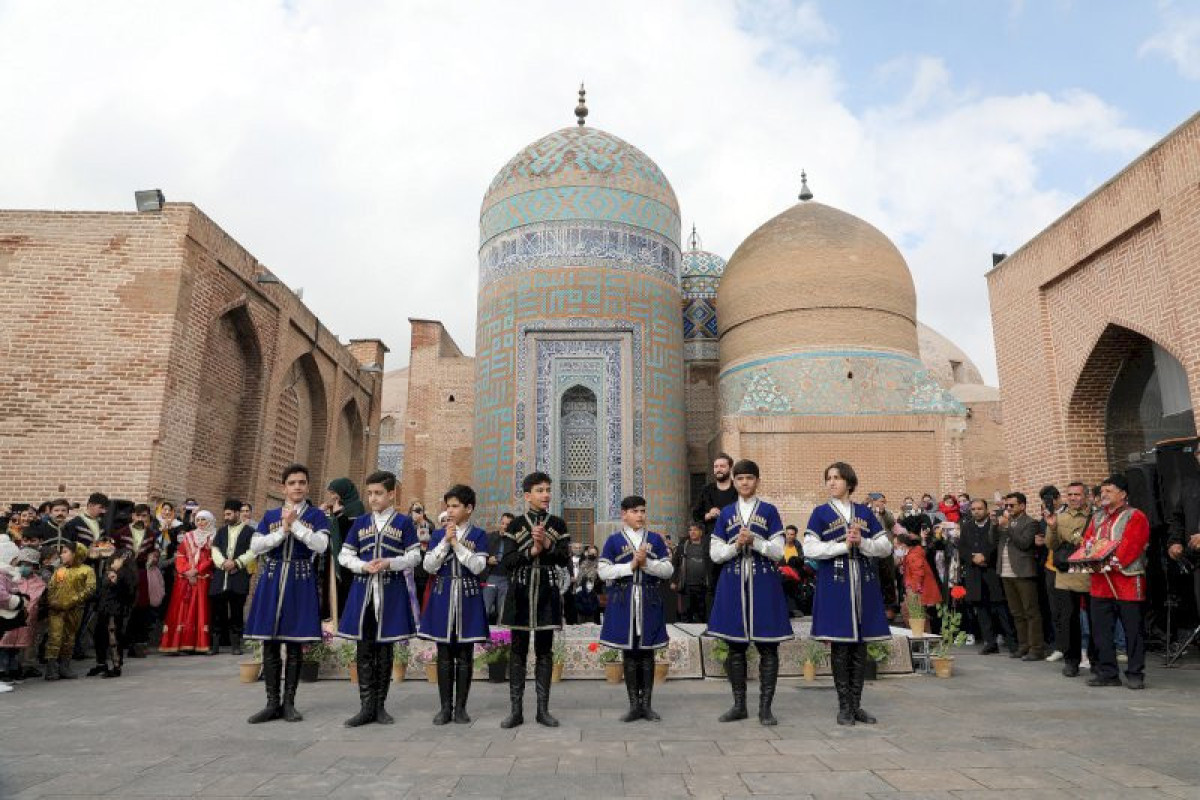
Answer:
[
  {"left": 798, "top": 169, "right": 813, "bottom": 202},
  {"left": 688, "top": 223, "right": 701, "bottom": 252},
  {"left": 575, "top": 82, "right": 588, "bottom": 126}
]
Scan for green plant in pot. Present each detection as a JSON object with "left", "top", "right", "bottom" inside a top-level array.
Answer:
[
  {"left": 864, "top": 640, "right": 892, "bottom": 680},
  {"left": 906, "top": 592, "right": 927, "bottom": 636},
  {"left": 932, "top": 603, "right": 968, "bottom": 677}
]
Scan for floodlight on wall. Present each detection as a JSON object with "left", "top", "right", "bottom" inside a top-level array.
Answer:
[
  {"left": 134, "top": 189, "right": 165, "bottom": 212},
  {"left": 991, "top": 253, "right": 1007, "bottom": 267},
  {"left": 359, "top": 363, "right": 384, "bottom": 375},
  {"left": 254, "top": 273, "right": 282, "bottom": 285}
]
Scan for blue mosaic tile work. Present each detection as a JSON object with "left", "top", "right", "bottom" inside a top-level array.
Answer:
[
  {"left": 681, "top": 249, "right": 726, "bottom": 278},
  {"left": 480, "top": 185, "right": 680, "bottom": 244},
  {"left": 719, "top": 350, "right": 968, "bottom": 417},
  {"left": 484, "top": 127, "right": 676, "bottom": 207},
  {"left": 479, "top": 220, "right": 679, "bottom": 287}
]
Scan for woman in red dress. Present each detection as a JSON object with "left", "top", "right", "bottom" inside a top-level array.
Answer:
[{"left": 159, "top": 511, "right": 215, "bottom": 654}]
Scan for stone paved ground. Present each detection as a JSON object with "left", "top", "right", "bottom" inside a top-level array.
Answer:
[{"left": 2, "top": 647, "right": 1199, "bottom": 799}]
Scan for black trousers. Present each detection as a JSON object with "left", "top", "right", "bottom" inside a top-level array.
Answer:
[
  {"left": 126, "top": 605, "right": 153, "bottom": 646},
  {"left": 970, "top": 599, "right": 1015, "bottom": 647},
  {"left": 1090, "top": 596, "right": 1145, "bottom": 679},
  {"left": 93, "top": 611, "right": 128, "bottom": 669},
  {"left": 211, "top": 591, "right": 247, "bottom": 641},
  {"left": 1053, "top": 589, "right": 1088, "bottom": 666},
  {"left": 680, "top": 584, "right": 707, "bottom": 623},
  {"left": 510, "top": 628, "right": 554, "bottom": 663}
]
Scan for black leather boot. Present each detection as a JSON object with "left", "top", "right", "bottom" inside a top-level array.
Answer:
[
  {"left": 534, "top": 653, "right": 559, "bottom": 727},
  {"left": 638, "top": 652, "right": 660, "bottom": 722},
  {"left": 375, "top": 644, "right": 394, "bottom": 725},
  {"left": 281, "top": 644, "right": 304, "bottom": 722},
  {"left": 850, "top": 644, "right": 876, "bottom": 724},
  {"left": 344, "top": 644, "right": 376, "bottom": 727},
  {"left": 719, "top": 648, "right": 748, "bottom": 722},
  {"left": 432, "top": 651, "right": 454, "bottom": 725},
  {"left": 832, "top": 644, "right": 854, "bottom": 726},
  {"left": 247, "top": 642, "right": 282, "bottom": 724},
  {"left": 758, "top": 646, "right": 779, "bottom": 726},
  {"left": 231, "top": 634, "right": 243, "bottom": 657},
  {"left": 621, "top": 656, "right": 642, "bottom": 722},
  {"left": 453, "top": 652, "right": 473, "bottom": 724},
  {"left": 500, "top": 654, "right": 525, "bottom": 729}
]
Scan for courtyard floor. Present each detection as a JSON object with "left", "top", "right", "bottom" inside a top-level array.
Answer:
[{"left": 2, "top": 645, "right": 1199, "bottom": 799}]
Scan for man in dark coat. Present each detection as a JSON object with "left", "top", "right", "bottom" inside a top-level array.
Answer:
[
  {"left": 998, "top": 492, "right": 1045, "bottom": 660},
  {"left": 691, "top": 453, "right": 738, "bottom": 613},
  {"left": 209, "top": 499, "right": 256, "bottom": 655},
  {"left": 958, "top": 499, "right": 1016, "bottom": 654}
]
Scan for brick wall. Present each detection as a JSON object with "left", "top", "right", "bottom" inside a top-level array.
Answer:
[
  {"left": 0, "top": 203, "right": 384, "bottom": 513},
  {"left": 988, "top": 111, "right": 1200, "bottom": 499}
]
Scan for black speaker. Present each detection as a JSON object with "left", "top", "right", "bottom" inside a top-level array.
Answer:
[{"left": 1124, "top": 462, "right": 1162, "bottom": 528}]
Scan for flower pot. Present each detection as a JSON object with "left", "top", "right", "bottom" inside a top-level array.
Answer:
[
  {"left": 802, "top": 662, "right": 816, "bottom": 682},
  {"left": 864, "top": 659, "right": 878, "bottom": 681},
  {"left": 348, "top": 662, "right": 358, "bottom": 684},
  {"left": 604, "top": 662, "right": 623, "bottom": 683},
  {"left": 653, "top": 662, "right": 669, "bottom": 685},
  {"left": 552, "top": 662, "right": 564, "bottom": 683},
  {"left": 393, "top": 662, "right": 406, "bottom": 682},
  {"left": 487, "top": 659, "right": 508, "bottom": 683},
  {"left": 299, "top": 661, "right": 320, "bottom": 683},
  {"left": 239, "top": 661, "right": 261, "bottom": 683},
  {"left": 933, "top": 656, "right": 954, "bottom": 678},
  {"left": 425, "top": 663, "right": 438, "bottom": 683},
  {"left": 909, "top": 618, "right": 926, "bottom": 637}
]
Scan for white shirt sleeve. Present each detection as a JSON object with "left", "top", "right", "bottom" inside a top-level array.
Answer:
[
  {"left": 389, "top": 547, "right": 422, "bottom": 572},
  {"left": 803, "top": 532, "right": 849, "bottom": 560},
  {"left": 597, "top": 559, "right": 633, "bottom": 580},
  {"left": 423, "top": 539, "right": 452, "bottom": 573},
  {"left": 211, "top": 545, "right": 226, "bottom": 569},
  {"left": 859, "top": 532, "right": 894, "bottom": 558},
  {"left": 710, "top": 535, "right": 740, "bottom": 564},
  {"left": 338, "top": 544, "right": 367, "bottom": 574},
  {"left": 644, "top": 556, "right": 674, "bottom": 579},
  {"left": 752, "top": 532, "right": 786, "bottom": 561},
  {"left": 455, "top": 542, "right": 488, "bottom": 575},
  {"left": 290, "top": 520, "right": 328, "bottom": 554},
  {"left": 250, "top": 529, "right": 286, "bottom": 556}
]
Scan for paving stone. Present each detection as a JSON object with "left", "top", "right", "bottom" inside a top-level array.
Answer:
[{"left": 875, "top": 769, "right": 984, "bottom": 792}]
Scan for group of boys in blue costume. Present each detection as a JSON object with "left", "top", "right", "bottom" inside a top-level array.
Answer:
[{"left": 242, "top": 458, "right": 890, "bottom": 730}]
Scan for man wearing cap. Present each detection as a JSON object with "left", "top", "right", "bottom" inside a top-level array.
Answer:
[{"left": 209, "top": 500, "right": 256, "bottom": 655}]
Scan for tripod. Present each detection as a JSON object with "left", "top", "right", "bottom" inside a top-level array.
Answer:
[{"left": 1165, "top": 559, "right": 1199, "bottom": 667}]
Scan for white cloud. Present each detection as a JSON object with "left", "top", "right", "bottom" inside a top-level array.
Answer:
[
  {"left": 1140, "top": 7, "right": 1200, "bottom": 79},
  {"left": 0, "top": 0, "right": 1156, "bottom": 385}
]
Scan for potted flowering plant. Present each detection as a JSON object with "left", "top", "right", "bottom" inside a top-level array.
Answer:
[
  {"left": 300, "top": 630, "right": 336, "bottom": 682},
  {"left": 906, "top": 592, "right": 927, "bottom": 637},
  {"left": 932, "top": 603, "right": 968, "bottom": 677},
  {"left": 412, "top": 645, "right": 437, "bottom": 683},
  {"left": 865, "top": 640, "right": 892, "bottom": 681},
  {"left": 477, "top": 629, "right": 512, "bottom": 682},
  {"left": 335, "top": 641, "right": 357, "bottom": 683},
  {"left": 588, "top": 642, "right": 622, "bottom": 682},
  {"left": 392, "top": 643, "right": 411, "bottom": 681},
  {"left": 551, "top": 636, "right": 567, "bottom": 683},
  {"left": 800, "top": 638, "right": 828, "bottom": 681},
  {"left": 238, "top": 639, "right": 262, "bottom": 683}
]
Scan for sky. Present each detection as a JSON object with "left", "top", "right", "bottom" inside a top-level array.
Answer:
[{"left": 2, "top": 1, "right": 1198, "bottom": 384}]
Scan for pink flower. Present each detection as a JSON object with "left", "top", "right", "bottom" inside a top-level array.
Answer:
[{"left": 588, "top": 642, "right": 599, "bottom": 652}]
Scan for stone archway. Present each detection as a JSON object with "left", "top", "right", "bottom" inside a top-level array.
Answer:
[
  {"left": 190, "top": 305, "right": 263, "bottom": 504},
  {"left": 329, "top": 399, "right": 365, "bottom": 487},
  {"left": 1067, "top": 323, "right": 1196, "bottom": 478}
]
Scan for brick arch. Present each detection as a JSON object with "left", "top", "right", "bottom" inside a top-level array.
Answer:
[
  {"left": 268, "top": 353, "right": 328, "bottom": 494},
  {"left": 1067, "top": 323, "right": 1196, "bottom": 480},
  {"left": 328, "top": 398, "right": 365, "bottom": 487},
  {"left": 189, "top": 305, "right": 263, "bottom": 506}
]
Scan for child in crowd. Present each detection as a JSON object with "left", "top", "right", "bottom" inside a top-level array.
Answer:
[
  {"left": 44, "top": 542, "right": 95, "bottom": 681},
  {"left": 1, "top": 546, "right": 47, "bottom": 683}
]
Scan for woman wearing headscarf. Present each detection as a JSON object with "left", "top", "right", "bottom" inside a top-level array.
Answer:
[
  {"left": 324, "top": 478, "right": 365, "bottom": 620},
  {"left": 159, "top": 510, "right": 215, "bottom": 654}
]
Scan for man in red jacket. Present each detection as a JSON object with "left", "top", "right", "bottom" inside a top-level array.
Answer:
[{"left": 1082, "top": 475, "right": 1150, "bottom": 690}]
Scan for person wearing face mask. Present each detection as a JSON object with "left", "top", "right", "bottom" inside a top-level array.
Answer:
[
  {"left": 1, "top": 543, "right": 45, "bottom": 685},
  {"left": 574, "top": 545, "right": 602, "bottom": 625},
  {"left": 899, "top": 497, "right": 932, "bottom": 539}
]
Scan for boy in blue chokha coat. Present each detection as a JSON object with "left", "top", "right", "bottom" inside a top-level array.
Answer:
[
  {"left": 244, "top": 464, "right": 331, "bottom": 725},
  {"left": 419, "top": 484, "right": 490, "bottom": 725},
  {"left": 803, "top": 461, "right": 893, "bottom": 726},
  {"left": 336, "top": 470, "right": 422, "bottom": 727},
  {"left": 597, "top": 495, "right": 674, "bottom": 722},
  {"left": 705, "top": 459, "right": 792, "bottom": 726}
]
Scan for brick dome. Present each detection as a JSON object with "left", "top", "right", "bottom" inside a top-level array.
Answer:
[{"left": 717, "top": 201, "right": 918, "bottom": 368}]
